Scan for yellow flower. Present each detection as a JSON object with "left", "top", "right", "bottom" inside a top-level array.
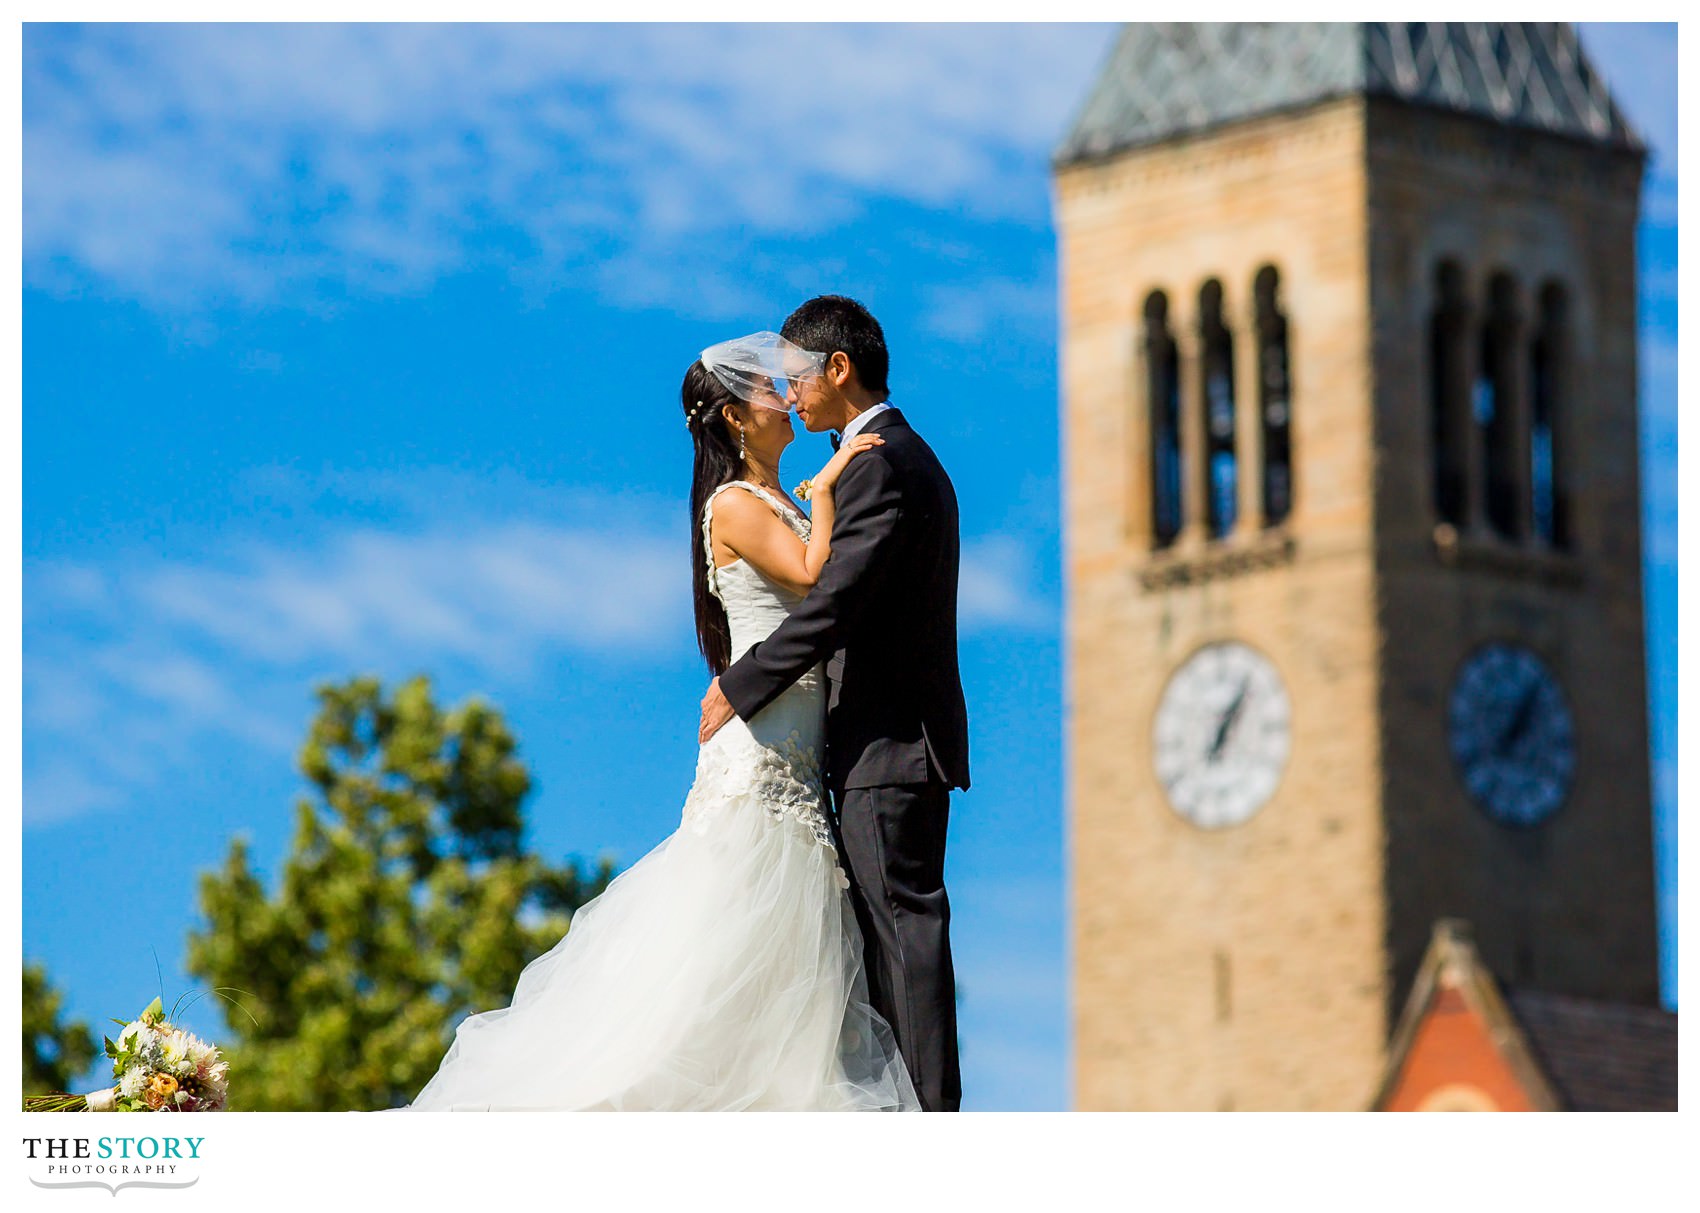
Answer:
[
  {"left": 143, "top": 1073, "right": 179, "bottom": 1110},
  {"left": 793, "top": 478, "right": 813, "bottom": 503}
]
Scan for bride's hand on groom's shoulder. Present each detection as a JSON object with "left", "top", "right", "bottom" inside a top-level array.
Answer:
[{"left": 815, "top": 434, "right": 884, "bottom": 494}]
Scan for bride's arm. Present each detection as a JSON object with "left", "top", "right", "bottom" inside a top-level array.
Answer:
[
  {"left": 711, "top": 491, "right": 816, "bottom": 596},
  {"left": 798, "top": 432, "right": 884, "bottom": 582},
  {"left": 712, "top": 435, "right": 883, "bottom": 594}
]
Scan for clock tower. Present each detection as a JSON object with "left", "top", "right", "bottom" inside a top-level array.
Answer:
[{"left": 1054, "top": 23, "right": 1660, "bottom": 1110}]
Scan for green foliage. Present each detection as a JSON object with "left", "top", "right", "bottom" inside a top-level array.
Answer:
[
  {"left": 187, "top": 674, "right": 614, "bottom": 1111},
  {"left": 22, "top": 960, "right": 98, "bottom": 1098}
]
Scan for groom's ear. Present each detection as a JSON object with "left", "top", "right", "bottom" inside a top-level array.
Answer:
[{"left": 826, "top": 351, "right": 854, "bottom": 388}]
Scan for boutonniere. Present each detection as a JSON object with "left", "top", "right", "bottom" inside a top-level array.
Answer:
[{"left": 793, "top": 479, "right": 814, "bottom": 503}]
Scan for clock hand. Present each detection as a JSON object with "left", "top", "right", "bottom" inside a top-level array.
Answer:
[
  {"left": 1207, "top": 678, "right": 1251, "bottom": 761},
  {"left": 1492, "top": 682, "right": 1541, "bottom": 758}
]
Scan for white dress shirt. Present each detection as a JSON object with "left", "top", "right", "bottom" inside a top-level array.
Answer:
[{"left": 840, "top": 401, "right": 894, "bottom": 443}]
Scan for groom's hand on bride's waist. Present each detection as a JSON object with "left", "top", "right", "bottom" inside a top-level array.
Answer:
[{"left": 699, "top": 678, "right": 737, "bottom": 744}]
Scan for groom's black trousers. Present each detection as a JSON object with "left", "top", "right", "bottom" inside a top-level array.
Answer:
[{"left": 831, "top": 780, "right": 961, "bottom": 1113}]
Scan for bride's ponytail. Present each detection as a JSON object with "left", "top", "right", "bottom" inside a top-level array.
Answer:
[{"left": 684, "top": 360, "right": 743, "bottom": 674}]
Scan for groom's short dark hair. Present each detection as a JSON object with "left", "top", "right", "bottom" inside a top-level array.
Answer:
[{"left": 781, "top": 295, "right": 890, "bottom": 402}]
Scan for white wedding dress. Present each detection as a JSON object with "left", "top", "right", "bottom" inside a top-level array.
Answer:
[{"left": 390, "top": 480, "right": 920, "bottom": 1111}]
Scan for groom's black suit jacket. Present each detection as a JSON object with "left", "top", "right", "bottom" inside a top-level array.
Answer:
[{"left": 720, "top": 407, "right": 970, "bottom": 794}]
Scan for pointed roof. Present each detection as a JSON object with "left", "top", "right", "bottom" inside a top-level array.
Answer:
[
  {"left": 1373, "top": 918, "right": 1565, "bottom": 1111},
  {"left": 1056, "top": 22, "right": 1643, "bottom": 167},
  {"left": 1372, "top": 918, "right": 1677, "bottom": 1111}
]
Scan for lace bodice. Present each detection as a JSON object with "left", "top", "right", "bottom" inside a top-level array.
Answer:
[
  {"left": 702, "top": 480, "right": 814, "bottom": 661},
  {"left": 687, "top": 481, "right": 839, "bottom": 879}
]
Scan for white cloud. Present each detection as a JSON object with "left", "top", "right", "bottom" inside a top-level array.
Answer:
[
  {"left": 24, "top": 457, "right": 1047, "bottom": 825},
  {"left": 127, "top": 521, "right": 682, "bottom": 671},
  {"left": 922, "top": 274, "right": 1057, "bottom": 344},
  {"left": 1577, "top": 23, "right": 1678, "bottom": 173},
  {"left": 23, "top": 23, "right": 1674, "bottom": 318},
  {"left": 958, "top": 535, "right": 1053, "bottom": 631},
  {"left": 23, "top": 19, "right": 1675, "bottom": 341},
  {"left": 19, "top": 758, "right": 131, "bottom": 829},
  {"left": 24, "top": 23, "right": 1114, "bottom": 311},
  {"left": 23, "top": 487, "right": 691, "bottom": 827}
]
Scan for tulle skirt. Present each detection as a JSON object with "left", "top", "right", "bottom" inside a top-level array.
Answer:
[{"left": 389, "top": 744, "right": 919, "bottom": 1112}]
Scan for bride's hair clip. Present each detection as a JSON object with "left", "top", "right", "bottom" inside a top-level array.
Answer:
[{"left": 685, "top": 399, "right": 708, "bottom": 429}]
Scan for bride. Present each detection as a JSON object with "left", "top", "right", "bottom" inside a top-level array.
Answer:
[{"left": 387, "top": 333, "right": 920, "bottom": 1111}]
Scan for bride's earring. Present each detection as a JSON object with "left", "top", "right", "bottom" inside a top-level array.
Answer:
[{"left": 738, "top": 427, "right": 746, "bottom": 461}]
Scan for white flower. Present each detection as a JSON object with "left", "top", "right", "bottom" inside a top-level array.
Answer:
[{"left": 119, "top": 1067, "right": 148, "bottom": 1099}]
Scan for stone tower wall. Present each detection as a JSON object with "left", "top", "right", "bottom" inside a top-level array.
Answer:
[{"left": 1057, "top": 97, "right": 1391, "bottom": 1111}]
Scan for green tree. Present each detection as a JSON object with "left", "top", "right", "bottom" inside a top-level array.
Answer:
[
  {"left": 187, "top": 674, "right": 614, "bottom": 1111},
  {"left": 23, "top": 960, "right": 98, "bottom": 1098}
]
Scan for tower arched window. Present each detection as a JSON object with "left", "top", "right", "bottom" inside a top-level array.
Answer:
[
  {"left": 1478, "top": 272, "right": 1523, "bottom": 540},
  {"left": 1199, "top": 279, "right": 1237, "bottom": 539},
  {"left": 1530, "top": 282, "right": 1571, "bottom": 549},
  {"left": 1144, "top": 290, "right": 1182, "bottom": 549},
  {"left": 1429, "top": 261, "right": 1469, "bottom": 528},
  {"left": 1254, "top": 265, "right": 1292, "bottom": 527}
]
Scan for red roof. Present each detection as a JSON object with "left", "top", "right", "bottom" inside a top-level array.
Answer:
[{"left": 1373, "top": 919, "right": 1676, "bottom": 1112}]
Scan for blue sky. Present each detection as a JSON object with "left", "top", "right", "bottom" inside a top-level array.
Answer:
[{"left": 20, "top": 23, "right": 1676, "bottom": 1111}]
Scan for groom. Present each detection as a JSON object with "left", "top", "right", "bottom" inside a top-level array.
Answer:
[{"left": 698, "top": 295, "right": 970, "bottom": 1112}]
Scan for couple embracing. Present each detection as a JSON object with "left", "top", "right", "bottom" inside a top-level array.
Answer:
[{"left": 393, "top": 296, "right": 969, "bottom": 1112}]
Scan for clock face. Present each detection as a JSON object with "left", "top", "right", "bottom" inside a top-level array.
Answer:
[
  {"left": 1447, "top": 643, "right": 1575, "bottom": 828},
  {"left": 1153, "top": 641, "right": 1291, "bottom": 829}
]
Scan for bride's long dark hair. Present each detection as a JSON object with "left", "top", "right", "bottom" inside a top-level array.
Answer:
[{"left": 684, "top": 360, "right": 746, "bottom": 675}]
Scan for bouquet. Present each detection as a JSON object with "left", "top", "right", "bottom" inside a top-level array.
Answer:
[{"left": 24, "top": 996, "right": 229, "bottom": 1112}]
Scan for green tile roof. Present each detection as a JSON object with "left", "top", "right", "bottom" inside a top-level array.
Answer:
[{"left": 1056, "top": 22, "right": 1642, "bottom": 166}]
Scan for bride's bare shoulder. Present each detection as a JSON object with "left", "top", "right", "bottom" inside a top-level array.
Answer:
[
  {"left": 709, "top": 483, "right": 770, "bottom": 523},
  {"left": 709, "top": 483, "right": 794, "bottom": 543}
]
